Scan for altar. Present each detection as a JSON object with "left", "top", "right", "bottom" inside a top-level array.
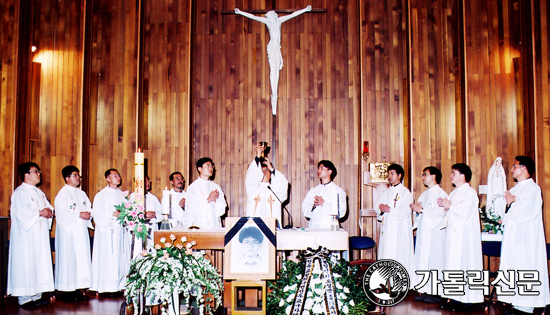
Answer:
[{"left": 153, "top": 228, "right": 349, "bottom": 252}]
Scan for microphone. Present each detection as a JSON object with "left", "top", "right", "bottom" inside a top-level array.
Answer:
[{"left": 267, "top": 186, "right": 293, "bottom": 229}]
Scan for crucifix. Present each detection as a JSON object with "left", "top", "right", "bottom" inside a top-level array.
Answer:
[{"left": 225, "top": 4, "right": 326, "bottom": 162}]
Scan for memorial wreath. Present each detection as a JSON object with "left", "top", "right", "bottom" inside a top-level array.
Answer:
[{"left": 267, "top": 247, "right": 370, "bottom": 315}]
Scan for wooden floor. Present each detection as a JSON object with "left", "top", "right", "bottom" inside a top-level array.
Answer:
[{"left": 1, "top": 291, "right": 514, "bottom": 315}]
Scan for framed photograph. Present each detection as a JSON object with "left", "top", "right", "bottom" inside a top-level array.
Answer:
[
  {"left": 369, "top": 162, "right": 391, "bottom": 183},
  {"left": 223, "top": 217, "right": 276, "bottom": 280}
]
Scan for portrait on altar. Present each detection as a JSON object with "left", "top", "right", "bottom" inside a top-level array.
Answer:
[{"left": 223, "top": 217, "right": 276, "bottom": 280}]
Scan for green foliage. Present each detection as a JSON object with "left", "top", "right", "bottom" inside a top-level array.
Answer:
[
  {"left": 267, "top": 258, "right": 370, "bottom": 315},
  {"left": 125, "top": 235, "right": 223, "bottom": 315}
]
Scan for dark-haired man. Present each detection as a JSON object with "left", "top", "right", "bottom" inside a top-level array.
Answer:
[
  {"left": 238, "top": 226, "right": 265, "bottom": 267},
  {"left": 302, "top": 160, "right": 347, "bottom": 229},
  {"left": 245, "top": 143, "right": 288, "bottom": 226},
  {"left": 8, "top": 162, "right": 54, "bottom": 309},
  {"left": 91, "top": 169, "right": 128, "bottom": 294},
  {"left": 437, "top": 163, "right": 483, "bottom": 310},
  {"left": 375, "top": 163, "right": 416, "bottom": 287},
  {"left": 186, "top": 158, "right": 227, "bottom": 228},
  {"left": 410, "top": 166, "right": 447, "bottom": 303},
  {"left": 161, "top": 172, "right": 187, "bottom": 226},
  {"left": 54, "top": 165, "right": 93, "bottom": 301},
  {"left": 498, "top": 156, "right": 549, "bottom": 314}
]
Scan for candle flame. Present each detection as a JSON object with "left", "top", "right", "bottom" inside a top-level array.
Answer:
[{"left": 138, "top": 147, "right": 141, "bottom": 153}]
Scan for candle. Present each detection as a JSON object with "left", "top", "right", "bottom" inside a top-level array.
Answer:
[
  {"left": 135, "top": 149, "right": 145, "bottom": 207},
  {"left": 162, "top": 187, "right": 171, "bottom": 215}
]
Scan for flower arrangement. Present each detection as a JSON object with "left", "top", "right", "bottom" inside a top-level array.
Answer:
[
  {"left": 267, "top": 258, "right": 370, "bottom": 315},
  {"left": 115, "top": 191, "right": 149, "bottom": 242},
  {"left": 125, "top": 234, "right": 224, "bottom": 315},
  {"left": 479, "top": 197, "right": 504, "bottom": 234}
]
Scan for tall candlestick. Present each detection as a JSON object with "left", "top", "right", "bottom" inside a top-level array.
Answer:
[
  {"left": 135, "top": 149, "right": 145, "bottom": 207},
  {"left": 162, "top": 187, "right": 171, "bottom": 215}
]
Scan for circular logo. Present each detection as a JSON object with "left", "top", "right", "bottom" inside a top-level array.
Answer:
[{"left": 362, "top": 259, "right": 410, "bottom": 306}]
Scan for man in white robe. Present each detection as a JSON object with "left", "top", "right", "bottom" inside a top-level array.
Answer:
[
  {"left": 246, "top": 143, "right": 289, "bottom": 227},
  {"left": 186, "top": 157, "right": 227, "bottom": 228},
  {"left": 498, "top": 156, "right": 550, "bottom": 314},
  {"left": 437, "top": 163, "right": 483, "bottom": 310},
  {"left": 160, "top": 171, "right": 187, "bottom": 227},
  {"left": 131, "top": 175, "right": 162, "bottom": 253},
  {"left": 8, "top": 162, "right": 54, "bottom": 309},
  {"left": 54, "top": 165, "right": 93, "bottom": 302},
  {"left": 91, "top": 168, "right": 129, "bottom": 294},
  {"left": 301, "top": 160, "right": 347, "bottom": 229},
  {"left": 410, "top": 166, "right": 448, "bottom": 302},
  {"left": 374, "top": 163, "right": 416, "bottom": 288}
]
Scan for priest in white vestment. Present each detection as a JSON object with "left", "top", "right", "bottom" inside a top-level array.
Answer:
[
  {"left": 54, "top": 166, "right": 93, "bottom": 301},
  {"left": 437, "top": 163, "right": 484, "bottom": 310},
  {"left": 498, "top": 156, "right": 550, "bottom": 314},
  {"left": 130, "top": 175, "right": 162, "bottom": 253},
  {"left": 246, "top": 144, "right": 288, "bottom": 227},
  {"left": 91, "top": 169, "right": 129, "bottom": 293},
  {"left": 374, "top": 164, "right": 416, "bottom": 288},
  {"left": 160, "top": 171, "right": 187, "bottom": 227},
  {"left": 410, "top": 166, "right": 448, "bottom": 302},
  {"left": 302, "top": 160, "right": 347, "bottom": 229},
  {"left": 186, "top": 157, "right": 227, "bottom": 228},
  {"left": 8, "top": 162, "right": 54, "bottom": 309}
]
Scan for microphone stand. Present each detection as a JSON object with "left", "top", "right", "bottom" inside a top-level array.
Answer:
[{"left": 267, "top": 186, "right": 293, "bottom": 229}]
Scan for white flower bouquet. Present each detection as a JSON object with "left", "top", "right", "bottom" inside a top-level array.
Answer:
[{"left": 125, "top": 234, "right": 223, "bottom": 315}]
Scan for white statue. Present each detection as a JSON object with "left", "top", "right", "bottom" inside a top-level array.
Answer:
[
  {"left": 235, "top": 5, "right": 312, "bottom": 115},
  {"left": 487, "top": 157, "right": 507, "bottom": 217}
]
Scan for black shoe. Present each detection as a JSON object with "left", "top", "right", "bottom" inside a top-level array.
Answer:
[
  {"left": 414, "top": 294, "right": 426, "bottom": 302},
  {"left": 76, "top": 289, "right": 89, "bottom": 301},
  {"left": 58, "top": 291, "right": 78, "bottom": 303},
  {"left": 441, "top": 300, "right": 465, "bottom": 312},
  {"left": 423, "top": 295, "right": 442, "bottom": 304},
  {"left": 20, "top": 300, "right": 41, "bottom": 310}
]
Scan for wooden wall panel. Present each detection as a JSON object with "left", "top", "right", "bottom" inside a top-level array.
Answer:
[
  {"left": 463, "top": 0, "right": 523, "bottom": 200},
  {"left": 86, "top": 0, "right": 139, "bottom": 199},
  {"left": 359, "top": 0, "right": 408, "bottom": 211},
  {"left": 192, "top": 0, "right": 361, "bottom": 235},
  {"left": 533, "top": 0, "right": 550, "bottom": 237},
  {"left": 0, "top": 0, "right": 19, "bottom": 217},
  {"left": 409, "top": 0, "right": 460, "bottom": 197},
  {"left": 26, "top": 0, "right": 85, "bottom": 204},
  {"left": 142, "top": 0, "right": 192, "bottom": 198}
]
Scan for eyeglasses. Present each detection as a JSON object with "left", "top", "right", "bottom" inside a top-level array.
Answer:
[
  {"left": 242, "top": 240, "right": 260, "bottom": 246},
  {"left": 202, "top": 164, "right": 214, "bottom": 169},
  {"left": 28, "top": 170, "right": 41, "bottom": 174},
  {"left": 421, "top": 172, "right": 432, "bottom": 177},
  {"left": 511, "top": 165, "right": 525, "bottom": 170}
]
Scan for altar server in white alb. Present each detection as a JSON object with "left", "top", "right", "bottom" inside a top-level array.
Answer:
[
  {"left": 409, "top": 166, "right": 447, "bottom": 303},
  {"left": 301, "top": 160, "right": 347, "bottom": 229},
  {"left": 186, "top": 157, "right": 227, "bottom": 228},
  {"left": 8, "top": 162, "right": 54, "bottom": 309},
  {"left": 437, "top": 163, "right": 483, "bottom": 311},
  {"left": 54, "top": 165, "right": 93, "bottom": 302},
  {"left": 131, "top": 175, "right": 162, "bottom": 252},
  {"left": 160, "top": 171, "right": 187, "bottom": 226},
  {"left": 91, "top": 169, "right": 129, "bottom": 294},
  {"left": 374, "top": 163, "right": 416, "bottom": 287},
  {"left": 246, "top": 143, "right": 288, "bottom": 226},
  {"left": 498, "top": 156, "right": 550, "bottom": 314}
]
